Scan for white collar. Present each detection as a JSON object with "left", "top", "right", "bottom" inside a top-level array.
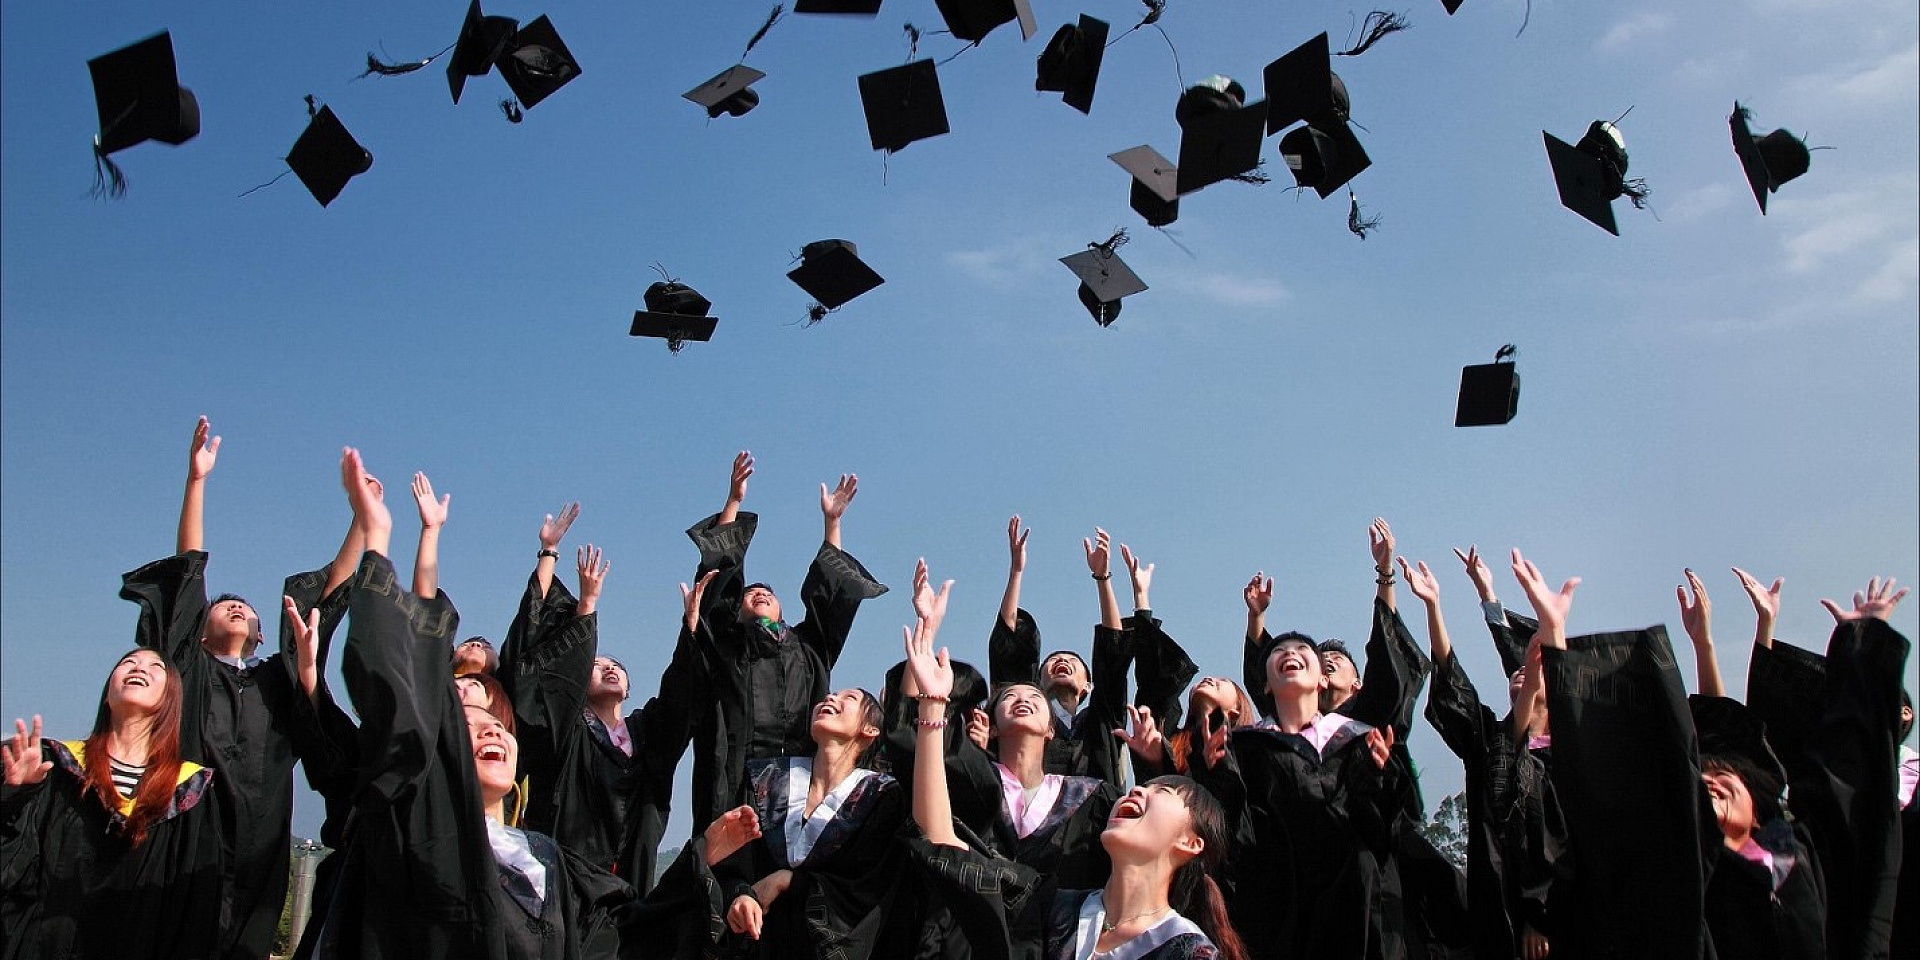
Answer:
[
  {"left": 1071, "top": 890, "right": 1205, "bottom": 960},
  {"left": 783, "top": 758, "right": 875, "bottom": 867}
]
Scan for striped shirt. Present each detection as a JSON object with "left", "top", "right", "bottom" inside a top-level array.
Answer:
[{"left": 108, "top": 756, "right": 145, "bottom": 800}]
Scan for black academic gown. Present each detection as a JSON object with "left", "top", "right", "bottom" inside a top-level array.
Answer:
[
  {"left": 498, "top": 573, "right": 677, "bottom": 889},
  {"left": 119, "top": 551, "right": 351, "bottom": 960},
  {"left": 1424, "top": 651, "right": 1569, "bottom": 959},
  {"left": 1745, "top": 619, "right": 1909, "bottom": 960},
  {"left": 707, "top": 757, "right": 908, "bottom": 960},
  {"left": 941, "top": 732, "right": 1118, "bottom": 890},
  {"left": 682, "top": 512, "right": 889, "bottom": 833},
  {"left": 0, "top": 739, "right": 224, "bottom": 960},
  {"left": 986, "top": 608, "right": 1134, "bottom": 787},
  {"left": 298, "top": 553, "right": 632, "bottom": 960},
  {"left": 1539, "top": 626, "right": 1711, "bottom": 960}
]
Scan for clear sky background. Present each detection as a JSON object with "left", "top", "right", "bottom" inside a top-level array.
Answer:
[{"left": 4, "top": 0, "right": 1915, "bottom": 843}]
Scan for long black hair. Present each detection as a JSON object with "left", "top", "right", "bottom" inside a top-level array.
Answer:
[{"left": 1149, "top": 775, "right": 1249, "bottom": 960}]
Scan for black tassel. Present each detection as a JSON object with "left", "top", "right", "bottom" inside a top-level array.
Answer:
[
  {"left": 1495, "top": 343, "right": 1517, "bottom": 362},
  {"left": 500, "top": 99, "right": 524, "bottom": 123},
  {"left": 90, "top": 142, "right": 128, "bottom": 200},
  {"left": 1336, "top": 11, "right": 1411, "bottom": 56},
  {"left": 1347, "top": 191, "right": 1382, "bottom": 239},
  {"left": 1229, "top": 163, "right": 1272, "bottom": 186},
  {"left": 359, "top": 52, "right": 429, "bottom": 78},
  {"left": 1621, "top": 177, "right": 1651, "bottom": 209},
  {"left": 743, "top": 5, "right": 785, "bottom": 59},
  {"left": 238, "top": 169, "right": 293, "bottom": 199},
  {"left": 1091, "top": 229, "right": 1130, "bottom": 257},
  {"left": 304, "top": 94, "right": 320, "bottom": 120},
  {"left": 1139, "top": 0, "right": 1167, "bottom": 26},
  {"left": 903, "top": 23, "right": 922, "bottom": 59},
  {"left": 665, "top": 332, "right": 688, "bottom": 354},
  {"left": 805, "top": 303, "right": 830, "bottom": 326}
]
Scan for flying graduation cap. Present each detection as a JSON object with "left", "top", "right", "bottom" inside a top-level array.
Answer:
[
  {"left": 1060, "top": 231, "right": 1147, "bottom": 327},
  {"left": 789, "top": 240, "right": 885, "bottom": 319},
  {"left": 1035, "top": 15, "right": 1110, "bottom": 114},
  {"left": 1173, "top": 76, "right": 1269, "bottom": 195},
  {"left": 1110, "top": 146, "right": 1179, "bottom": 227},
  {"left": 1456, "top": 345, "right": 1519, "bottom": 427},
  {"left": 684, "top": 7, "right": 785, "bottom": 120},
  {"left": 287, "top": 104, "right": 374, "bottom": 207},
  {"left": 87, "top": 31, "right": 200, "bottom": 197},
  {"left": 1729, "top": 103, "right": 1812, "bottom": 214},
  {"left": 1543, "top": 119, "right": 1648, "bottom": 236},
  {"left": 494, "top": 16, "right": 581, "bottom": 112},
  {"left": 446, "top": 0, "right": 520, "bottom": 104},
  {"left": 793, "top": 0, "right": 884, "bottom": 13},
  {"left": 935, "top": 0, "right": 1037, "bottom": 45},
  {"left": 629, "top": 275, "right": 719, "bottom": 353},
  {"left": 858, "top": 59, "right": 950, "bottom": 153},
  {"left": 1262, "top": 32, "right": 1376, "bottom": 198}
]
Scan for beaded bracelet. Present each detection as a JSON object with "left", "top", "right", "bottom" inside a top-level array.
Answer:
[
  {"left": 915, "top": 717, "right": 949, "bottom": 729},
  {"left": 914, "top": 693, "right": 950, "bottom": 703}
]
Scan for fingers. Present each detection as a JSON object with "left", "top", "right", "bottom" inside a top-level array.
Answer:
[{"left": 1820, "top": 598, "right": 1845, "bottom": 621}]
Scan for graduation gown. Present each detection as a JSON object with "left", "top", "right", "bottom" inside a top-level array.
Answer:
[
  {"left": 0, "top": 739, "right": 222, "bottom": 960},
  {"left": 683, "top": 512, "right": 889, "bottom": 833},
  {"left": 1540, "top": 626, "right": 1711, "bottom": 960},
  {"left": 1424, "top": 651, "right": 1569, "bottom": 958},
  {"left": 299, "top": 552, "right": 632, "bottom": 960},
  {"left": 119, "top": 551, "right": 352, "bottom": 960},
  {"left": 498, "top": 572, "right": 677, "bottom": 888},
  {"left": 987, "top": 608, "right": 1134, "bottom": 787},
  {"left": 708, "top": 757, "right": 908, "bottom": 959},
  {"left": 1745, "top": 619, "right": 1909, "bottom": 960}
]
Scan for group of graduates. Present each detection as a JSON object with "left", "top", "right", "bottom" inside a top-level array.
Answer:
[{"left": 1, "top": 418, "right": 1914, "bottom": 960}]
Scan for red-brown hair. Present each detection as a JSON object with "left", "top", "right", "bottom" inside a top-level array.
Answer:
[
  {"left": 455, "top": 672, "right": 516, "bottom": 735},
  {"left": 82, "top": 650, "right": 186, "bottom": 847},
  {"left": 1165, "top": 680, "right": 1259, "bottom": 775}
]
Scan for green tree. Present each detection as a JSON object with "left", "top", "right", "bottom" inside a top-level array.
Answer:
[{"left": 1418, "top": 791, "right": 1469, "bottom": 868}]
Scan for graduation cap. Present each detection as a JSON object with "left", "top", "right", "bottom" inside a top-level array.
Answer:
[
  {"left": 1544, "top": 120, "right": 1647, "bottom": 236},
  {"left": 1279, "top": 121, "right": 1371, "bottom": 197},
  {"left": 630, "top": 279, "right": 719, "bottom": 353},
  {"left": 793, "top": 0, "right": 884, "bottom": 13},
  {"left": 1060, "top": 232, "right": 1147, "bottom": 327},
  {"left": 286, "top": 105, "right": 373, "bottom": 208},
  {"left": 934, "top": 0, "right": 1037, "bottom": 44},
  {"left": 1730, "top": 103, "right": 1811, "bottom": 214},
  {"left": 495, "top": 16, "right": 580, "bottom": 111},
  {"left": 1262, "top": 33, "right": 1347, "bottom": 134},
  {"left": 685, "top": 66, "right": 765, "bottom": 118},
  {"left": 1173, "top": 78, "right": 1268, "bottom": 194},
  {"left": 447, "top": 0, "right": 520, "bottom": 105},
  {"left": 1035, "top": 15, "right": 1109, "bottom": 114},
  {"left": 1111, "top": 146, "right": 1180, "bottom": 227},
  {"left": 87, "top": 31, "right": 200, "bottom": 196},
  {"left": 858, "top": 59, "right": 950, "bottom": 153},
  {"left": 1455, "top": 345, "right": 1519, "bottom": 427},
  {"left": 789, "top": 240, "right": 885, "bottom": 313}
]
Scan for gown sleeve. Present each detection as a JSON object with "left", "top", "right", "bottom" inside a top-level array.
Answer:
[
  {"left": 1127, "top": 613, "right": 1199, "bottom": 738},
  {"left": 989, "top": 609, "right": 1045, "bottom": 689},
  {"left": 1340, "top": 599, "right": 1432, "bottom": 736},
  {"left": 279, "top": 565, "right": 361, "bottom": 805},
  {"left": 1077, "top": 622, "right": 1136, "bottom": 788},
  {"left": 1423, "top": 651, "right": 1490, "bottom": 766},
  {"left": 339, "top": 553, "right": 463, "bottom": 806},
  {"left": 119, "top": 551, "right": 213, "bottom": 760},
  {"left": 904, "top": 834, "right": 1048, "bottom": 960},
  {"left": 793, "top": 542, "right": 890, "bottom": 672},
  {"left": 686, "top": 510, "right": 758, "bottom": 629}
]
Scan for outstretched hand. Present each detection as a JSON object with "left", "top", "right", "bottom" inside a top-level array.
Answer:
[
  {"left": 1676, "top": 569, "right": 1712, "bottom": 646},
  {"left": 539, "top": 502, "right": 580, "bottom": 550},
  {"left": 1454, "top": 545, "right": 1495, "bottom": 600},
  {"left": 187, "top": 416, "right": 221, "bottom": 481},
  {"left": 680, "top": 570, "right": 718, "bottom": 633},
  {"left": 577, "top": 545, "right": 609, "bottom": 613},
  {"left": 1, "top": 716, "right": 51, "bottom": 787},
  {"left": 1121, "top": 545, "right": 1154, "bottom": 601},
  {"left": 1510, "top": 549, "right": 1577, "bottom": 646},
  {"left": 1400, "top": 558, "right": 1440, "bottom": 605},
  {"left": 728, "top": 451, "right": 754, "bottom": 505},
  {"left": 1369, "top": 519, "right": 1395, "bottom": 571},
  {"left": 1112, "top": 705, "right": 1165, "bottom": 765},
  {"left": 820, "top": 474, "right": 859, "bottom": 520},
  {"left": 1730, "top": 568, "right": 1783, "bottom": 624},
  {"left": 1821, "top": 577, "right": 1908, "bottom": 623},
  {"left": 966, "top": 709, "right": 991, "bottom": 751},
  {"left": 704, "top": 805, "right": 762, "bottom": 865},
  {"left": 902, "top": 602, "right": 955, "bottom": 704},
  {"left": 411, "top": 473, "right": 450, "bottom": 529},
  {"left": 1083, "top": 528, "right": 1112, "bottom": 579},
  {"left": 1243, "top": 571, "right": 1274, "bottom": 614},
  {"left": 284, "top": 595, "right": 320, "bottom": 669},
  {"left": 1365, "top": 725, "right": 1396, "bottom": 770},
  {"left": 340, "top": 448, "right": 391, "bottom": 540},
  {"left": 1007, "top": 515, "right": 1029, "bottom": 574}
]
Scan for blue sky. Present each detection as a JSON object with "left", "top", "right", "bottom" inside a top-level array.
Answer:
[{"left": 4, "top": 0, "right": 1915, "bottom": 841}]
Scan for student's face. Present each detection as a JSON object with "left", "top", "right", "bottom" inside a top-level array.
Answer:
[
  {"left": 1265, "top": 641, "right": 1327, "bottom": 698},
  {"left": 740, "top": 586, "right": 782, "bottom": 622},
  {"left": 587, "top": 657, "right": 628, "bottom": 701},
  {"left": 106, "top": 650, "right": 169, "bottom": 715},
  {"left": 1102, "top": 782, "right": 1203, "bottom": 863},
  {"left": 454, "top": 676, "right": 492, "bottom": 709},
  {"left": 810, "top": 688, "right": 877, "bottom": 744},
  {"left": 467, "top": 706, "right": 520, "bottom": 804},
  {"left": 452, "top": 640, "right": 493, "bottom": 675},
  {"left": 204, "top": 599, "right": 258, "bottom": 646},
  {"left": 1702, "top": 769, "right": 1756, "bottom": 843},
  {"left": 1323, "top": 651, "right": 1360, "bottom": 696},
  {"left": 1189, "top": 677, "right": 1243, "bottom": 725},
  {"left": 1041, "top": 653, "right": 1088, "bottom": 698},
  {"left": 994, "top": 684, "right": 1054, "bottom": 738}
]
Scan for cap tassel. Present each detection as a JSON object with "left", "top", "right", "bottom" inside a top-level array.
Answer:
[
  {"left": 742, "top": 5, "right": 786, "bottom": 59},
  {"left": 1621, "top": 177, "right": 1651, "bottom": 209},
  {"left": 1495, "top": 344, "right": 1517, "bottom": 362},
  {"left": 499, "top": 99, "right": 524, "bottom": 123},
  {"left": 1347, "top": 190, "right": 1382, "bottom": 239},
  {"left": 804, "top": 303, "right": 831, "bottom": 326},
  {"left": 89, "top": 140, "right": 129, "bottom": 200},
  {"left": 1336, "top": 11, "right": 1411, "bottom": 56},
  {"left": 1229, "top": 162, "right": 1272, "bottom": 186},
  {"left": 1091, "top": 229, "right": 1130, "bottom": 257}
]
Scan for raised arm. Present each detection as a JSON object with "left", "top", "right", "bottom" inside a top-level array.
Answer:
[
  {"left": 821, "top": 473, "right": 858, "bottom": 551},
  {"left": 1510, "top": 548, "right": 1577, "bottom": 652},
  {"left": 1370, "top": 518, "right": 1397, "bottom": 612},
  {"left": 409, "top": 472, "right": 450, "bottom": 600},
  {"left": 576, "top": 545, "right": 608, "bottom": 618},
  {"left": 1085, "top": 527, "right": 1120, "bottom": 630},
  {"left": 1244, "top": 571, "right": 1273, "bottom": 644},
  {"left": 1675, "top": 569, "right": 1725, "bottom": 697},
  {"left": 999, "top": 515, "right": 1027, "bottom": 631},
  {"left": 284, "top": 597, "right": 322, "bottom": 702},
  {"left": 176, "top": 416, "right": 220, "bottom": 554},
  {"left": 1401, "top": 557, "right": 1451, "bottom": 665},
  {"left": 719, "top": 451, "right": 752, "bottom": 526},
  {"left": 904, "top": 570, "right": 959, "bottom": 848},
  {"left": 534, "top": 501, "right": 580, "bottom": 601}
]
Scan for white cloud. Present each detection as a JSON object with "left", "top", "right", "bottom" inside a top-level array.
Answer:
[
  {"left": 1163, "top": 271, "right": 1290, "bottom": 307},
  {"left": 1855, "top": 236, "right": 1919, "bottom": 303},
  {"left": 1779, "top": 42, "right": 1920, "bottom": 115},
  {"left": 1596, "top": 12, "right": 1674, "bottom": 53},
  {"left": 945, "top": 241, "right": 1050, "bottom": 288},
  {"left": 1665, "top": 182, "right": 1737, "bottom": 223},
  {"left": 1781, "top": 196, "right": 1902, "bottom": 274}
]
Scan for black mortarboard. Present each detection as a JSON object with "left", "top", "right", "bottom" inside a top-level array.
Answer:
[
  {"left": 1456, "top": 347, "right": 1519, "bottom": 427},
  {"left": 1730, "top": 103, "right": 1810, "bottom": 215},
  {"left": 1174, "top": 89, "right": 1268, "bottom": 195},
  {"left": 1279, "top": 121, "right": 1371, "bottom": 197},
  {"left": 1262, "top": 33, "right": 1358, "bottom": 136},
  {"left": 1111, "top": 146, "right": 1179, "bottom": 226},
  {"left": 858, "top": 60, "right": 950, "bottom": 153},
  {"left": 495, "top": 16, "right": 581, "bottom": 111},
  {"left": 630, "top": 281, "right": 719, "bottom": 352},
  {"left": 447, "top": 0, "right": 519, "bottom": 105},
  {"left": 1035, "top": 16, "right": 1109, "bottom": 114},
  {"left": 789, "top": 240, "right": 885, "bottom": 310},
  {"left": 685, "top": 66, "right": 765, "bottom": 119},
  {"left": 934, "top": 0, "right": 1037, "bottom": 44},
  {"left": 1061, "top": 238, "right": 1146, "bottom": 327},
  {"left": 89, "top": 32, "right": 200, "bottom": 156},
  {"left": 794, "top": 0, "right": 885, "bottom": 13},
  {"left": 1441, "top": 0, "right": 1466, "bottom": 12},
  {"left": 1543, "top": 123, "right": 1632, "bottom": 236},
  {"left": 286, "top": 106, "right": 373, "bottom": 208},
  {"left": 1130, "top": 179, "right": 1179, "bottom": 227}
]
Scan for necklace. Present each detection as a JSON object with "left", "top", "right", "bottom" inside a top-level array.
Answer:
[{"left": 1100, "top": 906, "right": 1169, "bottom": 933}]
